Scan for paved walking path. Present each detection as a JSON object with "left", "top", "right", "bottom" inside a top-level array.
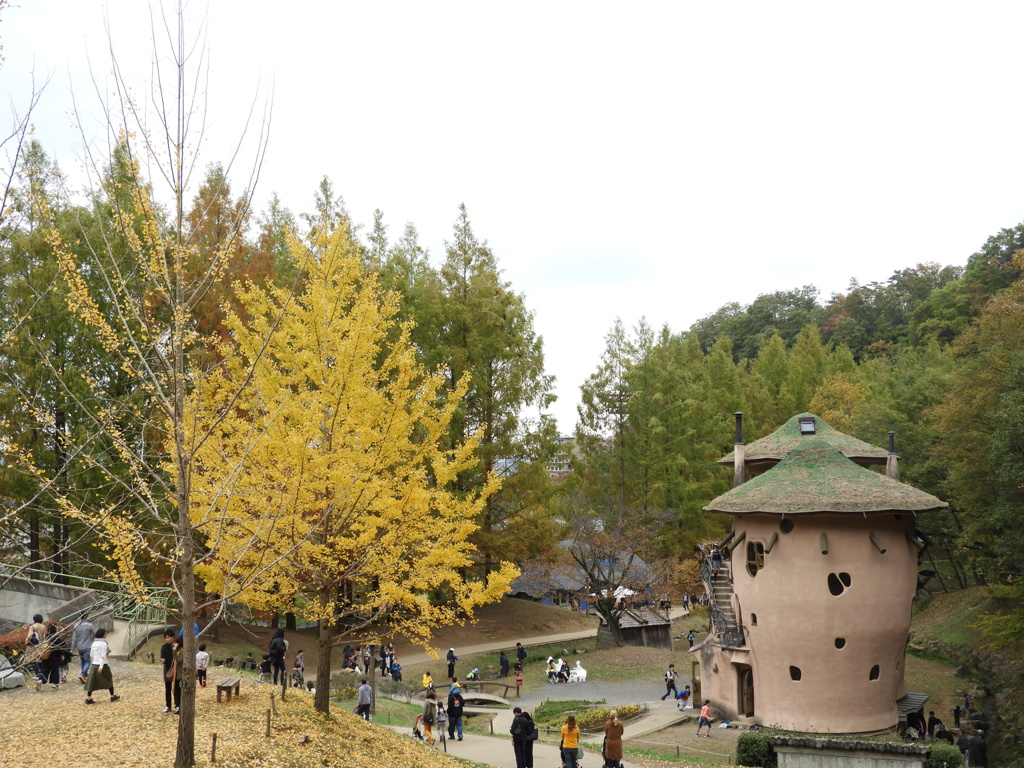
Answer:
[
  {"left": 397, "top": 606, "right": 690, "bottom": 667},
  {"left": 381, "top": 696, "right": 697, "bottom": 768}
]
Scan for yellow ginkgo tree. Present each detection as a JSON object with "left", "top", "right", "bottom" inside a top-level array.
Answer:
[{"left": 186, "top": 226, "right": 518, "bottom": 713}]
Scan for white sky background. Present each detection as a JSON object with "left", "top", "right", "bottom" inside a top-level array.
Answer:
[{"left": 5, "top": 1, "right": 1024, "bottom": 435}]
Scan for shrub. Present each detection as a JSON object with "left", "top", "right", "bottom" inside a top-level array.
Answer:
[
  {"left": 926, "top": 743, "right": 964, "bottom": 768},
  {"left": 736, "top": 731, "right": 776, "bottom": 767},
  {"left": 575, "top": 704, "right": 646, "bottom": 731}
]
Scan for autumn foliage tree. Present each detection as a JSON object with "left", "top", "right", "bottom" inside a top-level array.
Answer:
[{"left": 187, "top": 226, "right": 518, "bottom": 714}]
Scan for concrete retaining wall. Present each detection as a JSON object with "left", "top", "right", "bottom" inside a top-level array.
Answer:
[
  {"left": 774, "top": 741, "right": 928, "bottom": 768},
  {"left": 0, "top": 576, "right": 113, "bottom": 632}
]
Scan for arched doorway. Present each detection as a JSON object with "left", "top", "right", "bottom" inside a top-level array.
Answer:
[{"left": 736, "top": 664, "right": 754, "bottom": 717}]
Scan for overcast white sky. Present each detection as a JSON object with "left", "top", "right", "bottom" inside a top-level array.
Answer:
[{"left": 5, "top": 1, "right": 1024, "bottom": 434}]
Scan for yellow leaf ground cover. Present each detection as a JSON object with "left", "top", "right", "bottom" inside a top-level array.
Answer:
[{"left": 0, "top": 660, "right": 473, "bottom": 768}]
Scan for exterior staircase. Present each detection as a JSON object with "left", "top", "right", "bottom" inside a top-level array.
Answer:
[
  {"left": 701, "top": 559, "right": 746, "bottom": 648},
  {"left": 710, "top": 562, "right": 738, "bottom": 627}
]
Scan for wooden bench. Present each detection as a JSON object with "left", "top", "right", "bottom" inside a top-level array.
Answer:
[
  {"left": 460, "top": 679, "right": 518, "bottom": 698},
  {"left": 216, "top": 677, "right": 241, "bottom": 703}
]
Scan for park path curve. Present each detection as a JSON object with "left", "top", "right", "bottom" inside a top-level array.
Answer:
[{"left": 380, "top": 606, "right": 700, "bottom": 768}]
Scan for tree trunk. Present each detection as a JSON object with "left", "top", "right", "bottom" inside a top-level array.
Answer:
[
  {"left": 174, "top": 507, "right": 198, "bottom": 768},
  {"left": 286, "top": 612, "right": 297, "bottom": 631},
  {"left": 314, "top": 593, "right": 333, "bottom": 715}
]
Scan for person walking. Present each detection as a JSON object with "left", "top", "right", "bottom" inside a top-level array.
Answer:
[
  {"left": 160, "top": 631, "right": 182, "bottom": 714},
  {"left": 84, "top": 628, "right": 119, "bottom": 704},
  {"left": 515, "top": 642, "right": 528, "bottom": 668},
  {"left": 355, "top": 678, "right": 373, "bottom": 721},
  {"left": 447, "top": 686, "right": 465, "bottom": 741},
  {"left": 196, "top": 643, "right": 210, "bottom": 689},
  {"left": 687, "top": 630, "right": 696, "bottom": 649},
  {"left": 38, "top": 622, "right": 66, "bottom": 689},
  {"left": 422, "top": 689, "right": 439, "bottom": 745},
  {"left": 603, "top": 710, "right": 624, "bottom": 768},
  {"left": 560, "top": 714, "right": 582, "bottom": 768},
  {"left": 511, "top": 706, "right": 536, "bottom": 768},
  {"left": 499, "top": 650, "right": 510, "bottom": 678},
  {"left": 696, "top": 699, "right": 713, "bottom": 737},
  {"left": 661, "top": 663, "right": 678, "bottom": 700},
  {"left": 970, "top": 730, "right": 988, "bottom": 767},
  {"left": 269, "top": 629, "right": 287, "bottom": 686},
  {"left": 26, "top": 613, "right": 48, "bottom": 685},
  {"left": 957, "top": 729, "right": 971, "bottom": 765},
  {"left": 71, "top": 618, "right": 96, "bottom": 684}
]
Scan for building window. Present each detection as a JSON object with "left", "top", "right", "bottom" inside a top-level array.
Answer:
[
  {"left": 835, "top": 638, "right": 846, "bottom": 649},
  {"left": 746, "top": 541, "right": 765, "bottom": 577},
  {"left": 799, "top": 417, "right": 816, "bottom": 435},
  {"left": 869, "top": 664, "right": 880, "bottom": 681},
  {"left": 750, "top": 613, "right": 757, "bottom": 626},
  {"left": 790, "top": 666, "right": 802, "bottom": 681},
  {"left": 780, "top": 518, "right": 795, "bottom": 534},
  {"left": 828, "top": 572, "right": 852, "bottom": 596}
]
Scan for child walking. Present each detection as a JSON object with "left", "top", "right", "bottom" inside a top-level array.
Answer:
[{"left": 196, "top": 644, "right": 209, "bottom": 688}]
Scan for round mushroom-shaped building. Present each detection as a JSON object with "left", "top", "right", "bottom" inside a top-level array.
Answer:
[{"left": 698, "top": 425, "right": 946, "bottom": 734}]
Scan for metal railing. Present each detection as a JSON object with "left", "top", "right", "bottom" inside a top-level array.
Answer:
[
  {"left": 697, "top": 550, "right": 745, "bottom": 648},
  {"left": 3, "top": 567, "right": 172, "bottom": 656}
]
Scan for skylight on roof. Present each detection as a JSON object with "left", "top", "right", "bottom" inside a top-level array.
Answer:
[{"left": 799, "top": 417, "right": 816, "bottom": 435}]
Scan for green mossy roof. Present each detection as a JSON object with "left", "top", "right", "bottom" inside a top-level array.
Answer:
[
  {"left": 719, "top": 412, "right": 889, "bottom": 465},
  {"left": 705, "top": 439, "right": 947, "bottom": 515}
]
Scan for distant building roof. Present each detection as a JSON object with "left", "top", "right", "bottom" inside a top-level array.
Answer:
[
  {"left": 704, "top": 439, "right": 947, "bottom": 515},
  {"left": 612, "top": 607, "right": 670, "bottom": 629},
  {"left": 719, "top": 412, "right": 889, "bottom": 468},
  {"left": 510, "top": 541, "right": 655, "bottom": 597}
]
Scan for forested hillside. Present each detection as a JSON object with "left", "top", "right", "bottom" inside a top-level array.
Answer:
[{"left": 4, "top": 131, "right": 1024, "bottom": 642}]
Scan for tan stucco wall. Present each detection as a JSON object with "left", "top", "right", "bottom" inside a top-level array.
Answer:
[{"left": 703, "top": 512, "right": 919, "bottom": 732}]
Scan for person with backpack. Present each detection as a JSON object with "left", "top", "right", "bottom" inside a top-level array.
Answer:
[
  {"left": 686, "top": 630, "right": 696, "bottom": 648},
  {"left": 268, "top": 629, "right": 287, "bottom": 686},
  {"left": 26, "top": 613, "right": 47, "bottom": 685},
  {"left": 662, "top": 663, "right": 678, "bottom": 700},
  {"left": 447, "top": 686, "right": 465, "bottom": 741},
  {"left": 421, "top": 689, "right": 439, "bottom": 745},
  {"left": 515, "top": 642, "right": 527, "bottom": 667},
  {"left": 510, "top": 706, "right": 536, "bottom": 768},
  {"left": 446, "top": 648, "right": 458, "bottom": 679}
]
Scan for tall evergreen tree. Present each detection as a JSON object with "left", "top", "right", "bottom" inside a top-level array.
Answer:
[{"left": 439, "top": 204, "right": 554, "bottom": 566}]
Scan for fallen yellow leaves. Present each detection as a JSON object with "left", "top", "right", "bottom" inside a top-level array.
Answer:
[{"left": 0, "top": 660, "right": 469, "bottom": 768}]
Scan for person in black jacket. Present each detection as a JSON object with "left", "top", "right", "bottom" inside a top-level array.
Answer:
[
  {"left": 447, "top": 688, "right": 465, "bottom": 740},
  {"left": 969, "top": 730, "right": 988, "bottom": 767},
  {"left": 160, "top": 631, "right": 182, "bottom": 714},
  {"left": 957, "top": 730, "right": 971, "bottom": 763},
  {"left": 269, "top": 629, "right": 287, "bottom": 685},
  {"left": 510, "top": 707, "right": 535, "bottom": 768}
]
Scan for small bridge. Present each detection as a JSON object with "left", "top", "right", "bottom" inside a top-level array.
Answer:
[{"left": 459, "top": 691, "right": 510, "bottom": 708}]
